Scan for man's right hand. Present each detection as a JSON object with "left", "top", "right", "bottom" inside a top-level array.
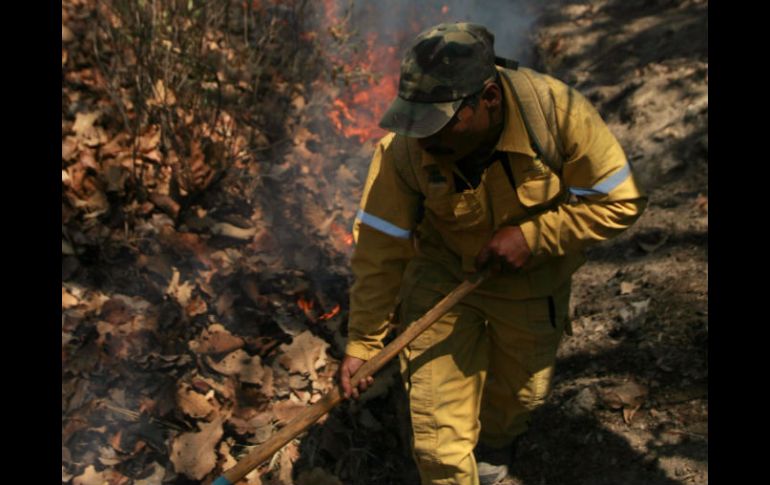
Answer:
[{"left": 339, "top": 355, "right": 374, "bottom": 399}]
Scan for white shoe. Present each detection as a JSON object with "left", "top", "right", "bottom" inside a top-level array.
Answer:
[{"left": 475, "top": 441, "right": 517, "bottom": 485}]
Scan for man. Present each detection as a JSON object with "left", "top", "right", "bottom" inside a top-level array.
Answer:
[{"left": 338, "top": 22, "right": 646, "bottom": 485}]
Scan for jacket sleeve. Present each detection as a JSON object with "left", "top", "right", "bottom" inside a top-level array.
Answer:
[
  {"left": 518, "top": 81, "right": 647, "bottom": 259},
  {"left": 345, "top": 134, "right": 422, "bottom": 361}
]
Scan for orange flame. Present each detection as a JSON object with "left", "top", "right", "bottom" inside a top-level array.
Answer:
[
  {"left": 297, "top": 297, "right": 340, "bottom": 322},
  {"left": 326, "top": 31, "right": 400, "bottom": 144},
  {"left": 330, "top": 222, "right": 354, "bottom": 247},
  {"left": 297, "top": 298, "right": 315, "bottom": 320},
  {"left": 319, "top": 304, "right": 341, "bottom": 321},
  {"left": 320, "top": 3, "right": 450, "bottom": 143}
]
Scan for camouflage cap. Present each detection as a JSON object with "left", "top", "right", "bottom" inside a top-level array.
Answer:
[{"left": 379, "top": 22, "right": 497, "bottom": 138}]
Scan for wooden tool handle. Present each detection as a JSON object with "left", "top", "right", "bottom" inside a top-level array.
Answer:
[{"left": 214, "top": 273, "right": 487, "bottom": 485}]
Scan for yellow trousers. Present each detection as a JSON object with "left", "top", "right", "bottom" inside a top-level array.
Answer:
[{"left": 397, "top": 258, "right": 571, "bottom": 485}]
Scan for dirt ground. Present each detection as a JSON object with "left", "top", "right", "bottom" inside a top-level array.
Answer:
[{"left": 521, "top": 1, "right": 707, "bottom": 484}]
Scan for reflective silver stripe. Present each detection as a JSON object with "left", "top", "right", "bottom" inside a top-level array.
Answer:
[
  {"left": 569, "top": 163, "right": 631, "bottom": 197},
  {"left": 356, "top": 209, "right": 411, "bottom": 239}
]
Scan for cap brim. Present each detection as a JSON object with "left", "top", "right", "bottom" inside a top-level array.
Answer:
[{"left": 378, "top": 96, "right": 463, "bottom": 138}]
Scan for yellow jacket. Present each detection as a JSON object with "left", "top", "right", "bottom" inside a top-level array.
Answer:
[{"left": 346, "top": 66, "right": 647, "bottom": 360}]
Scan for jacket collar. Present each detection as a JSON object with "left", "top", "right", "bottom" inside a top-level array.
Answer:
[{"left": 494, "top": 66, "right": 537, "bottom": 158}]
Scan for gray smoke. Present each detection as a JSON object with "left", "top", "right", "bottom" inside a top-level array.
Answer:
[{"left": 349, "top": 0, "right": 542, "bottom": 67}]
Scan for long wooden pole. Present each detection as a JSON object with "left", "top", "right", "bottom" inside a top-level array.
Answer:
[{"left": 213, "top": 272, "right": 487, "bottom": 485}]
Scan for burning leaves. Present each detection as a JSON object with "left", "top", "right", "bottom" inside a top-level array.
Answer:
[
  {"left": 324, "top": 27, "right": 401, "bottom": 143},
  {"left": 61, "top": 0, "right": 444, "bottom": 483}
]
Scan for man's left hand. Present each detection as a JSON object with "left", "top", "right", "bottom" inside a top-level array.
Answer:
[{"left": 475, "top": 226, "right": 532, "bottom": 273}]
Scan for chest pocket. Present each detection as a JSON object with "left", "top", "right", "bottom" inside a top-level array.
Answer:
[
  {"left": 511, "top": 155, "right": 563, "bottom": 210},
  {"left": 423, "top": 189, "right": 488, "bottom": 231}
]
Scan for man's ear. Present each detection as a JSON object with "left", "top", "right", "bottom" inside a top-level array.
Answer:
[{"left": 482, "top": 81, "right": 502, "bottom": 108}]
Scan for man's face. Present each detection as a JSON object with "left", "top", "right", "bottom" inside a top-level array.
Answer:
[{"left": 416, "top": 84, "right": 499, "bottom": 163}]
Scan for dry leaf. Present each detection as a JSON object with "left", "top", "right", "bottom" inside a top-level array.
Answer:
[
  {"left": 134, "top": 462, "right": 166, "bottom": 485},
  {"left": 241, "top": 468, "right": 264, "bottom": 485},
  {"left": 620, "top": 281, "right": 637, "bottom": 295},
  {"left": 274, "top": 441, "right": 300, "bottom": 485},
  {"left": 104, "top": 162, "right": 127, "bottom": 193},
  {"left": 190, "top": 324, "right": 245, "bottom": 355},
  {"left": 623, "top": 406, "right": 641, "bottom": 424},
  {"left": 170, "top": 416, "right": 224, "bottom": 480},
  {"left": 137, "top": 253, "right": 173, "bottom": 280},
  {"left": 151, "top": 79, "right": 177, "bottom": 106},
  {"left": 211, "top": 222, "right": 257, "bottom": 240},
  {"left": 159, "top": 227, "right": 213, "bottom": 268},
  {"left": 72, "top": 112, "right": 100, "bottom": 138},
  {"left": 138, "top": 125, "right": 161, "bottom": 153},
  {"left": 72, "top": 112, "right": 107, "bottom": 147},
  {"left": 73, "top": 465, "right": 107, "bottom": 485},
  {"left": 149, "top": 193, "right": 180, "bottom": 218},
  {"left": 62, "top": 466, "right": 73, "bottom": 482},
  {"left": 599, "top": 381, "right": 648, "bottom": 409},
  {"left": 100, "top": 298, "right": 132, "bottom": 325},
  {"left": 177, "top": 382, "right": 218, "bottom": 420},
  {"left": 260, "top": 366, "right": 275, "bottom": 398},
  {"left": 289, "top": 374, "right": 308, "bottom": 390},
  {"left": 62, "top": 24, "right": 75, "bottom": 43},
  {"left": 100, "top": 133, "right": 130, "bottom": 158},
  {"left": 186, "top": 295, "right": 208, "bottom": 317},
  {"left": 207, "top": 349, "right": 266, "bottom": 384},
  {"left": 62, "top": 238, "right": 76, "bottom": 256},
  {"left": 79, "top": 148, "right": 99, "bottom": 169},
  {"left": 599, "top": 380, "right": 648, "bottom": 424},
  {"left": 166, "top": 268, "right": 194, "bottom": 307},
  {"left": 273, "top": 400, "right": 306, "bottom": 424},
  {"left": 62, "top": 136, "right": 79, "bottom": 161},
  {"left": 72, "top": 188, "right": 109, "bottom": 216},
  {"left": 216, "top": 292, "right": 237, "bottom": 318},
  {"left": 62, "top": 288, "right": 79, "bottom": 309},
  {"left": 181, "top": 139, "right": 215, "bottom": 194},
  {"left": 98, "top": 445, "right": 122, "bottom": 465},
  {"left": 219, "top": 441, "right": 239, "bottom": 471},
  {"left": 191, "top": 373, "right": 237, "bottom": 403},
  {"left": 291, "top": 93, "right": 306, "bottom": 112},
  {"left": 278, "top": 331, "right": 329, "bottom": 380}
]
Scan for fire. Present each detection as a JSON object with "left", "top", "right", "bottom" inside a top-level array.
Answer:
[
  {"left": 319, "top": 304, "right": 341, "bottom": 321},
  {"left": 331, "top": 222, "right": 354, "bottom": 247},
  {"left": 297, "top": 297, "right": 315, "bottom": 320},
  {"left": 297, "top": 298, "right": 341, "bottom": 322},
  {"left": 324, "top": 26, "right": 401, "bottom": 144}
]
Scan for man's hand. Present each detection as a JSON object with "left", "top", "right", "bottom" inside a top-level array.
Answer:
[
  {"left": 475, "top": 225, "right": 532, "bottom": 273},
  {"left": 339, "top": 355, "right": 374, "bottom": 399}
]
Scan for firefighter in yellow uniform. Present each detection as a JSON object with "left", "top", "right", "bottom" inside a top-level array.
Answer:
[{"left": 338, "top": 23, "right": 646, "bottom": 485}]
